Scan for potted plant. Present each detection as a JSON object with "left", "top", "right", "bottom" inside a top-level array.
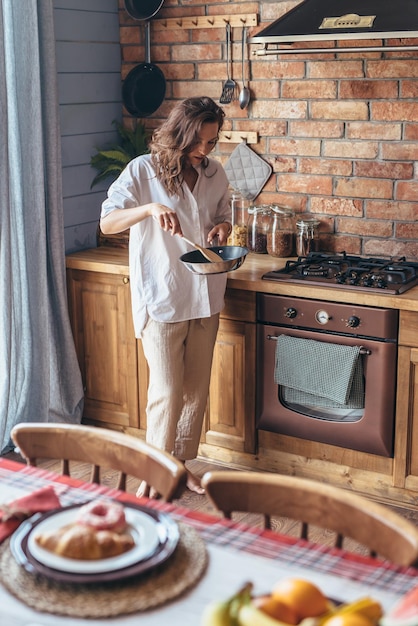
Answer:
[{"left": 91, "top": 119, "right": 150, "bottom": 247}]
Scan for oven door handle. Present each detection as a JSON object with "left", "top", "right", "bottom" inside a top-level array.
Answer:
[{"left": 266, "top": 335, "right": 371, "bottom": 355}]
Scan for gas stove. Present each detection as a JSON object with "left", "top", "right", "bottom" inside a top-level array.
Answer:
[{"left": 262, "top": 252, "right": 418, "bottom": 294}]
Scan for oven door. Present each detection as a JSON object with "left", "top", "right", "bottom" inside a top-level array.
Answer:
[{"left": 256, "top": 324, "right": 397, "bottom": 457}]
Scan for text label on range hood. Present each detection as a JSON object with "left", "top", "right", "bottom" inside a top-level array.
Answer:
[
  {"left": 319, "top": 14, "right": 376, "bottom": 30},
  {"left": 250, "top": 0, "right": 418, "bottom": 48}
]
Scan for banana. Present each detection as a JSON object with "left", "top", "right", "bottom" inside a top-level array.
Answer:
[
  {"left": 200, "top": 582, "right": 254, "bottom": 626},
  {"left": 238, "top": 603, "right": 295, "bottom": 626},
  {"left": 303, "top": 597, "right": 383, "bottom": 626},
  {"left": 200, "top": 600, "right": 235, "bottom": 626},
  {"left": 337, "top": 597, "right": 383, "bottom": 623}
]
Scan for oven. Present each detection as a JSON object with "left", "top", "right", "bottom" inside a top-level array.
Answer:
[
  {"left": 256, "top": 252, "right": 418, "bottom": 457},
  {"left": 256, "top": 294, "right": 399, "bottom": 457}
]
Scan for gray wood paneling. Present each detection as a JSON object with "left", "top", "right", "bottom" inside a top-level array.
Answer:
[
  {"left": 58, "top": 73, "right": 122, "bottom": 105},
  {"left": 59, "top": 102, "right": 122, "bottom": 135},
  {"left": 54, "top": 0, "right": 122, "bottom": 253},
  {"left": 54, "top": 0, "right": 116, "bottom": 11},
  {"left": 55, "top": 42, "right": 121, "bottom": 73},
  {"left": 64, "top": 223, "right": 97, "bottom": 252},
  {"left": 54, "top": 9, "right": 120, "bottom": 42},
  {"left": 63, "top": 193, "right": 105, "bottom": 228},
  {"left": 61, "top": 132, "right": 116, "bottom": 167}
]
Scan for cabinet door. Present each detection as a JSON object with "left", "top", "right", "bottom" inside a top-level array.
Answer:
[
  {"left": 66, "top": 269, "right": 139, "bottom": 428},
  {"left": 406, "top": 347, "right": 418, "bottom": 478},
  {"left": 204, "top": 318, "right": 256, "bottom": 453},
  {"left": 398, "top": 312, "right": 418, "bottom": 488}
]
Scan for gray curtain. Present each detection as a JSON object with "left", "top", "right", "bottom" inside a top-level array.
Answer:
[{"left": 0, "top": 0, "right": 84, "bottom": 453}]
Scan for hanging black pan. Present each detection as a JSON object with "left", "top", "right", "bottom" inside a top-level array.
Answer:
[
  {"left": 122, "top": 1, "right": 166, "bottom": 117},
  {"left": 124, "top": 0, "right": 164, "bottom": 21}
]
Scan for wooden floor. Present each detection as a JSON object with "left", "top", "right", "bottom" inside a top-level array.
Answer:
[{"left": 4, "top": 450, "right": 418, "bottom": 557}]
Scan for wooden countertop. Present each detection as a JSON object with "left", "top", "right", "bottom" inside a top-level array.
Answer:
[{"left": 66, "top": 247, "right": 418, "bottom": 313}]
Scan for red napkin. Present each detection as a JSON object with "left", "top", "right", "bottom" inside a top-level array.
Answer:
[{"left": 0, "top": 485, "right": 61, "bottom": 543}]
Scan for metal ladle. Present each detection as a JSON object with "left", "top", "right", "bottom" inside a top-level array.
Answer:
[{"left": 239, "top": 26, "right": 250, "bottom": 110}]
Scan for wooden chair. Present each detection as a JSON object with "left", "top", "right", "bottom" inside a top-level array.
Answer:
[
  {"left": 11, "top": 422, "right": 187, "bottom": 502},
  {"left": 201, "top": 470, "right": 418, "bottom": 567}
]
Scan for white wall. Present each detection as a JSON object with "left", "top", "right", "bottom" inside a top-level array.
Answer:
[{"left": 53, "top": 0, "right": 122, "bottom": 252}]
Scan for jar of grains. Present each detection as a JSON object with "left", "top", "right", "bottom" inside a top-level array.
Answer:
[
  {"left": 247, "top": 205, "right": 272, "bottom": 254},
  {"left": 267, "top": 206, "right": 295, "bottom": 257},
  {"left": 227, "top": 192, "right": 248, "bottom": 247}
]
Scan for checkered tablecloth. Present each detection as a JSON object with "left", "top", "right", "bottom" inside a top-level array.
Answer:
[{"left": 1, "top": 457, "right": 417, "bottom": 600}]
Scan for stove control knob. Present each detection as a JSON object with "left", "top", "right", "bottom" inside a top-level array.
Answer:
[
  {"left": 284, "top": 307, "right": 297, "bottom": 319},
  {"left": 346, "top": 315, "right": 360, "bottom": 328}
]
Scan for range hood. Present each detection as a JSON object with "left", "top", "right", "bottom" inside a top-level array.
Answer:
[{"left": 250, "top": 0, "right": 418, "bottom": 54}]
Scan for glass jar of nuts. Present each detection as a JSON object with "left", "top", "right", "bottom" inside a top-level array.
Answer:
[
  {"left": 267, "top": 206, "right": 295, "bottom": 257},
  {"left": 227, "top": 192, "right": 248, "bottom": 247}
]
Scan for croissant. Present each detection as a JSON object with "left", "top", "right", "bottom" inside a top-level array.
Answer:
[{"left": 34, "top": 523, "right": 135, "bottom": 560}]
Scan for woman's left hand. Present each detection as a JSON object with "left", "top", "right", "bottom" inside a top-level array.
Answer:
[{"left": 208, "top": 222, "right": 232, "bottom": 246}]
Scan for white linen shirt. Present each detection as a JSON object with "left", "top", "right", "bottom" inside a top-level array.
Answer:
[{"left": 101, "top": 154, "right": 231, "bottom": 337}]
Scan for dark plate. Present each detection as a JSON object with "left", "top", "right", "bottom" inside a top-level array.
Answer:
[{"left": 10, "top": 502, "right": 179, "bottom": 584}]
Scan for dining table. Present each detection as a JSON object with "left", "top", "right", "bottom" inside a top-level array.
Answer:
[{"left": 0, "top": 456, "right": 417, "bottom": 626}]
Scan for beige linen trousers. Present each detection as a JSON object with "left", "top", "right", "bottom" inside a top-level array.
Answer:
[{"left": 140, "top": 314, "right": 220, "bottom": 460}]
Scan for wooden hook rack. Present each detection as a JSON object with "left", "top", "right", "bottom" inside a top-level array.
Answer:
[
  {"left": 218, "top": 131, "right": 258, "bottom": 144},
  {"left": 153, "top": 13, "right": 258, "bottom": 31}
]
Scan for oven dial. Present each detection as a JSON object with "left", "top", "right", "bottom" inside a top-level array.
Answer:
[
  {"left": 315, "top": 309, "right": 331, "bottom": 325},
  {"left": 284, "top": 307, "right": 297, "bottom": 319},
  {"left": 346, "top": 315, "right": 360, "bottom": 328}
]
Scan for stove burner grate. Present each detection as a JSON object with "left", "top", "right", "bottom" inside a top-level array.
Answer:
[{"left": 262, "top": 252, "right": 418, "bottom": 294}]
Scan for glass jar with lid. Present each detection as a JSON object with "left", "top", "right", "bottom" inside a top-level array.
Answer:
[
  {"left": 296, "top": 218, "right": 320, "bottom": 257},
  {"left": 227, "top": 192, "right": 248, "bottom": 247},
  {"left": 247, "top": 205, "right": 272, "bottom": 254},
  {"left": 267, "top": 205, "right": 295, "bottom": 257}
]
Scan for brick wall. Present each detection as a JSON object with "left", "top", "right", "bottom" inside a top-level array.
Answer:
[{"left": 119, "top": 0, "right": 418, "bottom": 260}]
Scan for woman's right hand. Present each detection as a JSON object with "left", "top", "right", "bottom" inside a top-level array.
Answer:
[{"left": 151, "top": 204, "right": 182, "bottom": 236}]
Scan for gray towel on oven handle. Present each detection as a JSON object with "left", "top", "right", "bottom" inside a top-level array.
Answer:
[
  {"left": 274, "top": 335, "right": 363, "bottom": 405},
  {"left": 281, "top": 364, "right": 365, "bottom": 409}
]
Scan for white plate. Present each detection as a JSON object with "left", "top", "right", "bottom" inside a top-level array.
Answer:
[{"left": 27, "top": 506, "right": 163, "bottom": 574}]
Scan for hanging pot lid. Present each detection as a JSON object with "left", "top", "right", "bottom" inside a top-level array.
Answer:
[{"left": 124, "top": 0, "right": 164, "bottom": 21}]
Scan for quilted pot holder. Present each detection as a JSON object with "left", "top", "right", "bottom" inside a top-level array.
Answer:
[{"left": 224, "top": 141, "right": 272, "bottom": 201}]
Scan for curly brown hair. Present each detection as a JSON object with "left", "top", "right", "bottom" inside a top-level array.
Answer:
[{"left": 150, "top": 97, "right": 225, "bottom": 196}]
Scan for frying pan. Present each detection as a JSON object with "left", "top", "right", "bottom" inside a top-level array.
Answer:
[
  {"left": 124, "top": 0, "right": 164, "bottom": 21},
  {"left": 122, "top": 1, "right": 166, "bottom": 117},
  {"left": 180, "top": 246, "right": 249, "bottom": 275}
]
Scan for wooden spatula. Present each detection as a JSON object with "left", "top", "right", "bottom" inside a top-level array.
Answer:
[{"left": 181, "top": 236, "right": 221, "bottom": 262}]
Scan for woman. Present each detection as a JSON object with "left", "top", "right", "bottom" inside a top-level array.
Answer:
[{"left": 100, "top": 97, "right": 232, "bottom": 495}]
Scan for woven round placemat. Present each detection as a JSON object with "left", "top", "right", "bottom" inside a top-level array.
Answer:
[{"left": 0, "top": 522, "right": 208, "bottom": 618}]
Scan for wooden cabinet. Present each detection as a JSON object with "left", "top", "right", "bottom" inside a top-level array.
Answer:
[
  {"left": 66, "top": 249, "right": 418, "bottom": 509},
  {"left": 203, "top": 288, "right": 256, "bottom": 454},
  {"left": 66, "top": 267, "right": 143, "bottom": 431},
  {"left": 204, "top": 317, "right": 256, "bottom": 453},
  {"left": 398, "top": 311, "right": 418, "bottom": 487},
  {"left": 66, "top": 256, "right": 256, "bottom": 452}
]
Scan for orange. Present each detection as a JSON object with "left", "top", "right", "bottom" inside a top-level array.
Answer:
[
  {"left": 322, "top": 614, "right": 375, "bottom": 626},
  {"left": 272, "top": 578, "right": 329, "bottom": 620},
  {"left": 253, "top": 595, "right": 300, "bottom": 624}
]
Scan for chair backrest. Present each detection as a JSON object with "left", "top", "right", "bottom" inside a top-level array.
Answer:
[
  {"left": 11, "top": 423, "right": 187, "bottom": 502},
  {"left": 201, "top": 470, "right": 418, "bottom": 567}
]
